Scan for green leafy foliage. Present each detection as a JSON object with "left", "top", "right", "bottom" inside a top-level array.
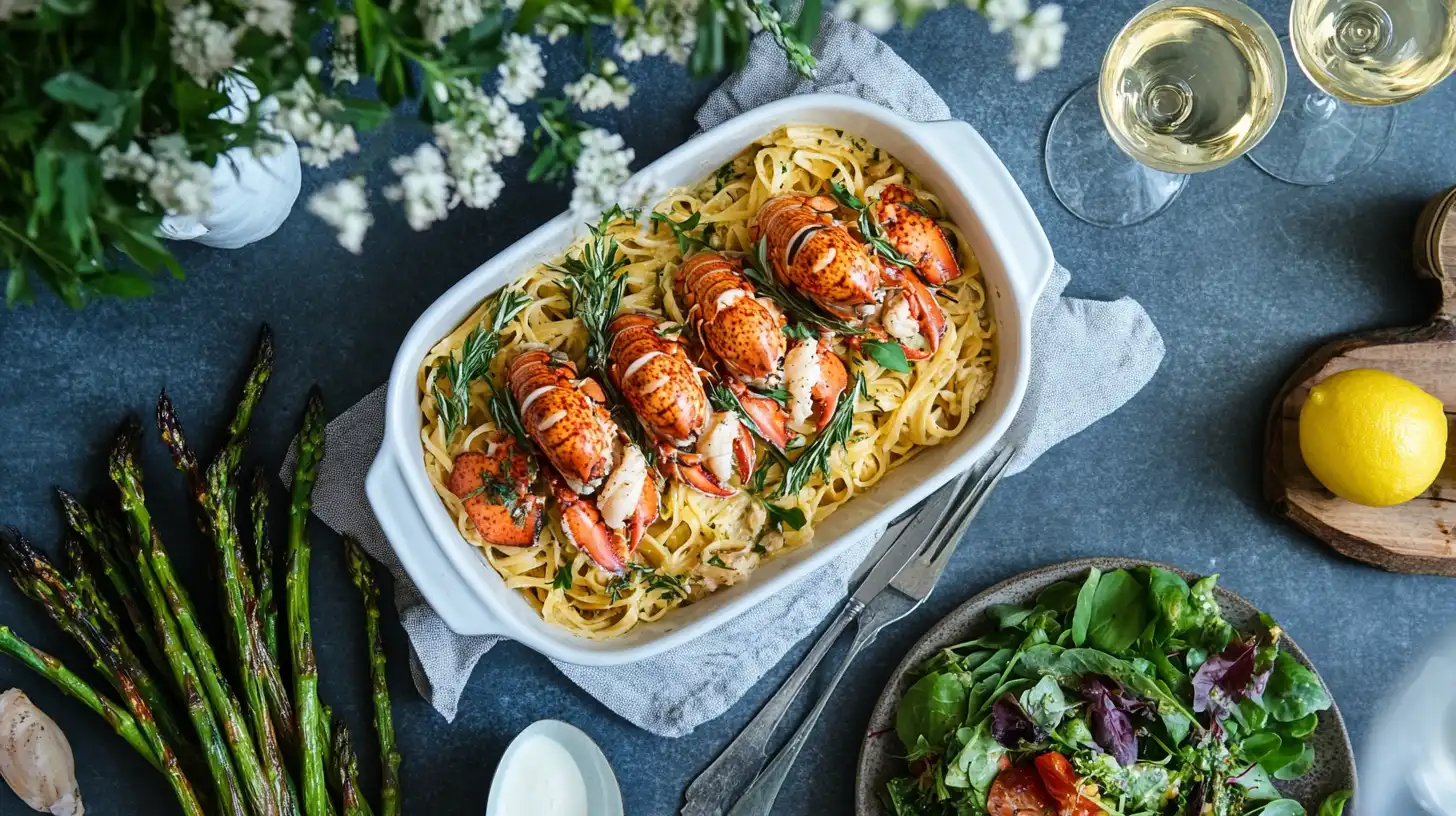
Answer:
[
  {"left": 886, "top": 567, "right": 1337, "bottom": 816},
  {"left": 773, "top": 374, "right": 864, "bottom": 498},
  {"left": 429, "top": 289, "right": 531, "bottom": 442},
  {"left": 742, "top": 236, "right": 866, "bottom": 336},
  {"left": 1316, "top": 789, "right": 1351, "bottom": 816}
]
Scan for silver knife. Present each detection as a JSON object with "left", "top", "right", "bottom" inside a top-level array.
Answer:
[{"left": 680, "top": 472, "right": 973, "bottom": 816}]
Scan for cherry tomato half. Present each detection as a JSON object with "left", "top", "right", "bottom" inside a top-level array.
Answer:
[
  {"left": 986, "top": 765, "right": 1055, "bottom": 816},
  {"left": 1032, "top": 752, "right": 1103, "bottom": 816}
]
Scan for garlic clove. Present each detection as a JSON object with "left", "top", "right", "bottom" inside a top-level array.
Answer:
[{"left": 0, "top": 689, "right": 83, "bottom": 815}]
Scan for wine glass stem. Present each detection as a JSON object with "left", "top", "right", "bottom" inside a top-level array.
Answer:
[{"left": 1302, "top": 91, "right": 1339, "bottom": 121}]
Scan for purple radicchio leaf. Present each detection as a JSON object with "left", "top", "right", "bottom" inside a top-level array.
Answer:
[
  {"left": 990, "top": 693, "right": 1045, "bottom": 748},
  {"left": 1192, "top": 639, "right": 1257, "bottom": 715},
  {"left": 1081, "top": 675, "right": 1138, "bottom": 766}
]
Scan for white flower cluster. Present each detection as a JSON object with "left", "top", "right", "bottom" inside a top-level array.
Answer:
[
  {"left": 416, "top": 0, "right": 483, "bottom": 42},
  {"left": 615, "top": 0, "right": 698, "bottom": 64},
  {"left": 564, "top": 60, "right": 635, "bottom": 112},
  {"left": 100, "top": 136, "right": 213, "bottom": 218},
  {"left": 1011, "top": 4, "right": 1066, "bottom": 81},
  {"left": 242, "top": 0, "right": 294, "bottom": 39},
  {"left": 332, "top": 14, "right": 360, "bottom": 85},
  {"left": 385, "top": 145, "right": 453, "bottom": 231},
  {"left": 169, "top": 2, "right": 241, "bottom": 85},
  {"left": 570, "top": 129, "right": 634, "bottom": 222},
  {"left": 497, "top": 33, "right": 546, "bottom": 105},
  {"left": 832, "top": 0, "right": 1065, "bottom": 80},
  {"left": 432, "top": 80, "right": 524, "bottom": 210},
  {"left": 0, "top": 0, "right": 40, "bottom": 22},
  {"left": 272, "top": 77, "right": 360, "bottom": 168},
  {"left": 307, "top": 178, "right": 372, "bottom": 254}
]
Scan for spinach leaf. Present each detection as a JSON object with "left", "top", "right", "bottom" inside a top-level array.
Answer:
[
  {"left": 989, "top": 693, "right": 1043, "bottom": 748},
  {"left": 1282, "top": 712, "right": 1319, "bottom": 739},
  {"left": 1145, "top": 565, "right": 1191, "bottom": 640},
  {"left": 1258, "top": 737, "right": 1307, "bottom": 776},
  {"left": 1258, "top": 798, "right": 1307, "bottom": 816},
  {"left": 987, "top": 603, "right": 1034, "bottom": 630},
  {"left": 947, "top": 720, "right": 1005, "bottom": 800},
  {"left": 1239, "top": 731, "right": 1282, "bottom": 763},
  {"left": 1018, "top": 644, "right": 1197, "bottom": 743},
  {"left": 1263, "top": 653, "right": 1332, "bottom": 723},
  {"left": 896, "top": 672, "right": 969, "bottom": 754},
  {"left": 1317, "top": 789, "right": 1352, "bottom": 816},
  {"left": 1273, "top": 743, "right": 1315, "bottom": 781},
  {"left": 1231, "top": 762, "right": 1281, "bottom": 801},
  {"left": 970, "top": 648, "right": 1013, "bottom": 682},
  {"left": 1234, "top": 697, "right": 1270, "bottom": 732},
  {"left": 1020, "top": 675, "right": 1072, "bottom": 731},
  {"left": 1072, "top": 567, "right": 1102, "bottom": 647},
  {"left": 1125, "top": 763, "right": 1172, "bottom": 811},
  {"left": 1037, "top": 580, "right": 1081, "bottom": 613},
  {"left": 1086, "top": 569, "right": 1150, "bottom": 655}
]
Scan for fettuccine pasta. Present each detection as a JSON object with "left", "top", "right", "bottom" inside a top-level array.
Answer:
[{"left": 417, "top": 125, "right": 996, "bottom": 639}]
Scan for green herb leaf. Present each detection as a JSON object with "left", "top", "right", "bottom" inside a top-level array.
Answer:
[
  {"left": 774, "top": 374, "right": 863, "bottom": 498},
  {"left": 706, "top": 555, "right": 728, "bottom": 568},
  {"left": 1071, "top": 567, "right": 1101, "bottom": 647},
  {"left": 781, "top": 323, "right": 816, "bottom": 341},
  {"left": 431, "top": 289, "right": 531, "bottom": 442},
  {"left": 1263, "top": 653, "right": 1332, "bottom": 723},
  {"left": 42, "top": 72, "right": 118, "bottom": 111},
  {"left": 1018, "top": 675, "right": 1071, "bottom": 731},
  {"left": 895, "top": 672, "right": 967, "bottom": 755},
  {"left": 552, "top": 564, "right": 574, "bottom": 591},
  {"left": 862, "top": 339, "right": 911, "bottom": 373},
  {"left": 1317, "top": 789, "right": 1352, "bottom": 816},
  {"left": 760, "top": 499, "right": 806, "bottom": 531},
  {"left": 551, "top": 210, "right": 630, "bottom": 379},
  {"left": 651, "top": 210, "right": 709, "bottom": 254},
  {"left": 1084, "top": 569, "right": 1151, "bottom": 655}
]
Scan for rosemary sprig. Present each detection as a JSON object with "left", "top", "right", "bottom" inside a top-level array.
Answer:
[
  {"left": 743, "top": 237, "right": 865, "bottom": 336},
  {"left": 651, "top": 210, "right": 711, "bottom": 254},
  {"left": 706, "top": 384, "right": 790, "bottom": 464},
  {"left": 429, "top": 288, "right": 532, "bottom": 442},
  {"left": 828, "top": 181, "right": 916, "bottom": 271},
  {"left": 774, "top": 374, "right": 865, "bottom": 499},
  {"left": 487, "top": 388, "right": 534, "bottom": 456},
  {"left": 551, "top": 208, "right": 631, "bottom": 379}
]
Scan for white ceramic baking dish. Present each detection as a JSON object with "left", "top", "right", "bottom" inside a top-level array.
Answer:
[{"left": 365, "top": 93, "right": 1054, "bottom": 667}]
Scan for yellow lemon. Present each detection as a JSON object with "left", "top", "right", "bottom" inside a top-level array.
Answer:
[{"left": 1299, "top": 368, "right": 1448, "bottom": 507}]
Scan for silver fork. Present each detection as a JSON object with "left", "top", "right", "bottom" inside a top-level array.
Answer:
[{"left": 724, "top": 445, "right": 1017, "bottom": 816}]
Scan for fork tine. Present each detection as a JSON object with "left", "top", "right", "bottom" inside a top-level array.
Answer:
[{"left": 923, "top": 446, "right": 1016, "bottom": 572}]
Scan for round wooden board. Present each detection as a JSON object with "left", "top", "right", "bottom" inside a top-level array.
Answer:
[{"left": 1263, "top": 186, "right": 1456, "bottom": 575}]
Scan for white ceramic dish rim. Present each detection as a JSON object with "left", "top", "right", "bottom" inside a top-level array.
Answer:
[{"left": 365, "top": 93, "right": 1055, "bottom": 667}]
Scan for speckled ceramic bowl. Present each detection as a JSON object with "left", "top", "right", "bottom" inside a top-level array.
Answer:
[{"left": 856, "top": 558, "right": 1356, "bottom": 814}]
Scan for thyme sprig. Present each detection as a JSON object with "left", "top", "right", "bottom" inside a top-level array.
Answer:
[
  {"left": 774, "top": 374, "right": 865, "bottom": 499},
  {"left": 742, "top": 236, "right": 865, "bottom": 336},
  {"left": 828, "top": 181, "right": 916, "bottom": 271},
  {"left": 430, "top": 288, "right": 532, "bottom": 442}
]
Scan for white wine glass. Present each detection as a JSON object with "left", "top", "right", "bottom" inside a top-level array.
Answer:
[
  {"left": 1046, "top": 0, "right": 1288, "bottom": 228},
  {"left": 1248, "top": 0, "right": 1456, "bottom": 186}
]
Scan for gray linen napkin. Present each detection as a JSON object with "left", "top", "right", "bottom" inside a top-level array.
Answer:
[{"left": 284, "top": 17, "right": 1166, "bottom": 738}]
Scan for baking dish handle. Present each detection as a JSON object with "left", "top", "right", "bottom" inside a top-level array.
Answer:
[
  {"left": 916, "top": 119, "right": 1055, "bottom": 306},
  {"left": 365, "top": 451, "right": 506, "bottom": 636}
]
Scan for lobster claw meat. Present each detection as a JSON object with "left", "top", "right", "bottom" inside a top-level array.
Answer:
[
  {"left": 447, "top": 438, "right": 545, "bottom": 547},
  {"left": 507, "top": 348, "right": 658, "bottom": 574},
  {"left": 749, "top": 195, "right": 880, "bottom": 321},
  {"left": 877, "top": 265, "right": 947, "bottom": 361},
  {"left": 607, "top": 311, "right": 756, "bottom": 497},
  {"left": 783, "top": 337, "right": 850, "bottom": 432},
  {"left": 871, "top": 184, "right": 962, "bottom": 286}
]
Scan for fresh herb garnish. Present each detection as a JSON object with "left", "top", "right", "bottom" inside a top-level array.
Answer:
[
  {"left": 649, "top": 570, "right": 688, "bottom": 599},
  {"left": 605, "top": 561, "right": 687, "bottom": 603},
  {"left": 551, "top": 207, "right": 631, "bottom": 378},
  {"left": 714, "top": 161, "right": 736, "bottom": 191},
  {"left": 781, "top": 323, "right": 817, "bottom": 342},
  {"left": 774, "top": 374, "right": 864, "bottom": 498},
  {"left": 743, "top": 237, "right": 865, "bottom": 336},
  {"left": 752, "top": 542, "right": 768, "bottom": 555},
  {"left": 651, "top": 210, "right": 710, "bottom": 254},
  {"left": 655, "top": 322, "right": 684, "bottom": 337},
  {"left": 706, "top": 555, "right": 728, "bottom": 569},
  {"left": 751, "top": 386, "right": 791, "bottom": 408},
  {"left": 760, "top": 499, "right": 806, "bottom": 531},
  {"left": 488, "top": 387, "right": 535, "bottom": 456},
  {"left": 429, "top": 288, "right": 532, "bottom": 442},
  {"left": 552, "top": 564, "right": 574, "bottom": 591},
  {"left": 828, "top": 181, "right": 915, "bottom": 271},
  {"left": 861, "top": 338, "right": 912, "bottom": 373}
]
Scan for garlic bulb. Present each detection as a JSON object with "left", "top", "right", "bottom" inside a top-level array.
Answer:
[{"left": 0, "top": 690, "right": 82, "bottom": 815}]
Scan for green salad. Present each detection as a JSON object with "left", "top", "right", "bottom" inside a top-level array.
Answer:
[{"left": 884, "top": 567, "right": 1353, "bottom": 816}]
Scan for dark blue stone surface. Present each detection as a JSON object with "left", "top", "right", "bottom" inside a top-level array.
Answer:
[{"left": 2, "top": 0, "right": 1454, "bottom": 812}]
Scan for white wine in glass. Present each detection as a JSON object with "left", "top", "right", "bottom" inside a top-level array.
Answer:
[
  {"left": 1249, "top": 0, "right": 1456, "bottom": 185},
  {"left": 1046, "top": 0, "right": 1287, "bottom": 228}
]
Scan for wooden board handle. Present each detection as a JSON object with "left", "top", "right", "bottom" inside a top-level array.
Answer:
[{"left": 1416, "top": 185, "right": 1456, "bottom": 317}]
